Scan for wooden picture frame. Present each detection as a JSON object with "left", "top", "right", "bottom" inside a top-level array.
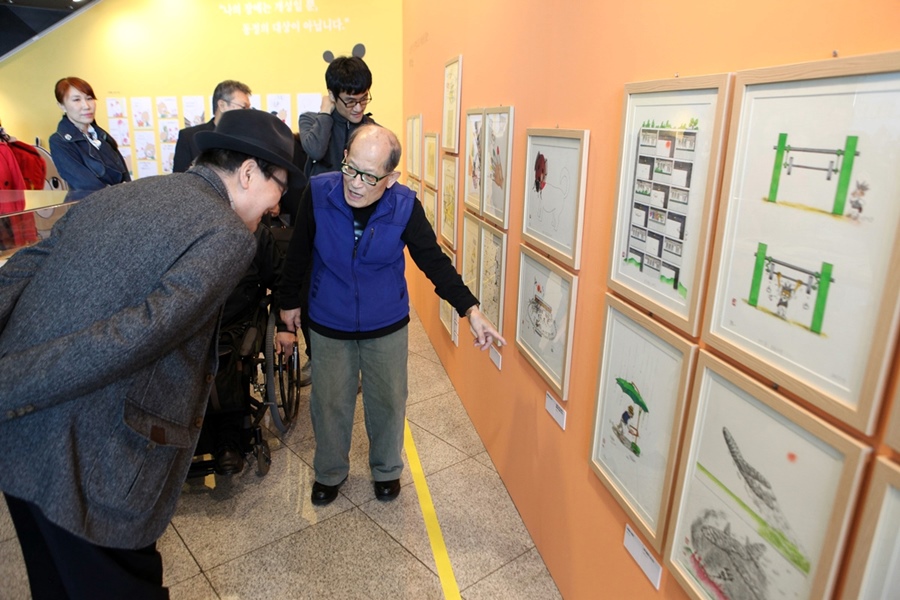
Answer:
[
  {"left": 589, "top": 294, "right": 697, "bottom": 553},
  {"left": 515, "top": 244, "right": 578, "bottom": 400},
  {"left": 840, "top": 457, "right": 900, "bottom": 599},
  {"left": 421, "top": 183, "right": 437, "bottom": 234},
  {"left": 464, "top": 108, "right": 485, "bottom": 214},
  {"left": 440, "top": 154, "right": 459, "bottom": 249},
  {"left": 481, "top": 106, "right": 514, "bottom": 229},
  {"left": 703, "top": 51, "right": 900, "bottom": 434},
  {"left": 479, "top": 221, "right": 507, "bottom": 336},
  {"left": 665, "top": 351, "right": 869, "bottom": 600},
  {"left": 883, "top": 364, "right": 900, "bottom": 452},
  {"left": 461, "top": 212, "right": 481, "bottom": 302},
  {"left": 439, "top": 243, "right": 457, "bottom": 338},
  {"left": 424, "top": 132, "right": 439, "bottom": 188},
  {"left": 406, "top": 114, "right": 423, "bottom": 179},
  {"left": 522, "top": 128, "right": 590, "bottom": 270},
  {"left": 441, "top": 55, "right": 462, "bottom": 154},
  {"left": 608, "top": 74, "right": 731, "bottom": 337}
]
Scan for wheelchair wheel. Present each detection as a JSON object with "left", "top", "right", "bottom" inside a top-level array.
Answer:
[{"left": 265, "top": 310, "right": 300, "bottom": 433}]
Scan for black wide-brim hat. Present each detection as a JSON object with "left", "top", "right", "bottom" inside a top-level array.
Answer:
[{"left": 195, "top": 109, "right": 301, "bottom": 174}]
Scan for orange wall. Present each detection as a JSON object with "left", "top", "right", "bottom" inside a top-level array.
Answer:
[{"left": 402, "top": 1, "right": 900, "bottom": 598}]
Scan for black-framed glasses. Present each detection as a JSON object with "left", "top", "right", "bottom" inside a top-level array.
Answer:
[
  {"left": 335, "top": 93, "right": 372, "bottom": 109},
  {"left": 270, "top": 172, "right": 288, "bottom": 197},
  {"left": 225, "top": 98, "right": 251, "bottom": 110},
  {"left": 341, "top": 162, "right": 387, "bottom": 186}
]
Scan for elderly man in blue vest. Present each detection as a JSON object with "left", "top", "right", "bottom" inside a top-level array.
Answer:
[
  {"left": 0, "top": 109, "right": 298, "bottom": 599},
  {"left": 278, "top": 124, "right": 505, "bottom": 506}
]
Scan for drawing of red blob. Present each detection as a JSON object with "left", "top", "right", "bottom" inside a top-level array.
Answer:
[
  {"left": 533, "top": 152, "right": 547, "bottom": 195},
  {"left": 787, "top": 452, "right": 797, "bottom": 463}
]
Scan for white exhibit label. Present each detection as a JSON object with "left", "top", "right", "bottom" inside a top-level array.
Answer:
[
  {"left": 545, "top": 392, "right": 566, "bottom": 430},
  {"left": 623, "top": 524, "right": 661, "bottom": 590},
  {"left": 489, "top": 344, "right": 502, "bottom": 370}
]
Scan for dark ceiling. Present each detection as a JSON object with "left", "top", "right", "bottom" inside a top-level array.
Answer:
[{"left": 1, "top": 0, "right": 101, "bottom": 61}]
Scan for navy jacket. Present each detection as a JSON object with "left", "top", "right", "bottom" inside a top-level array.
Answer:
[{"left": 48, "top": 116, "right": 130, "bottom": 192}]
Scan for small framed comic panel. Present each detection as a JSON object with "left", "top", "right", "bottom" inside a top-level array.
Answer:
[
  {"left": 442, "top": 55, "right": 463, "bottom": 154},
  {"left": 883, "top": 367, "right": 900, "bottom": 452},
  {"left": 406, "top": 114, "right": 423, "bottom": 179},
  {"left": 464, "top": 108, "right": 485, "bottom": 214},
  {"left": 478, "top": 221, "right": 508, "bottom": 337},
  {"left": 665, "top": 351, "right": 869, "bottom": 600},
  {"left": 421, "top": 183, "right": 437, "bottom": 234},
  {"left": 608, "top": 74, "right": 731, "bottom": 338},
  {"left": 441, "top": 154, "right": 459, "bottom": 249},
  {"left": 461, "top": 212, "right": 481, "bottom": 302},
  {"left": 424, "top": 132, "right": 439, "bottom": 188},
  {"left": 703, "top": 51, "right": 900, "bottom": 434},
  {"left": 589, "top": 294, "right": 697, "bottom": 553},
  {"left": 439, "top": 243, "right": 458, "bottom": 339},
  {"left": 515, "top": 244, "right": 578, "bottom": 400},
  {"left": 839, "top": 457, "right": 900, "bottom": 599},
  {"left": 522, "top": 128, "right": 590, "bottom": 269},
  {"left": 481, "top": 106, "right": 515, "bottom": 230}
]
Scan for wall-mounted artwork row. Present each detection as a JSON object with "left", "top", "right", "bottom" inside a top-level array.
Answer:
[
  {"left": 665, "top": 351, "right": 868, "bottom": 600},
  {"left": 703, "top": 51, "right": 900, "bottom": 434},
  {"left": 590, "top": 294, "right": 697, "bottom": 553},
  {"left": 608, "top": 74, "right": 731, "bottom": 337},
  {"left": 522, "top": 128, "right": 590, "bottom": 270}
]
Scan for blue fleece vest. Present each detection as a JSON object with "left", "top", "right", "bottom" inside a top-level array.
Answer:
[{"left": 308, "top": 172, "right": 416, "bottom": 332}]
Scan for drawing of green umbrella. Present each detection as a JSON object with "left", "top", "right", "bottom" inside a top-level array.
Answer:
[{"left": 615, "top": 378, "right": 649, "bottom": 414}]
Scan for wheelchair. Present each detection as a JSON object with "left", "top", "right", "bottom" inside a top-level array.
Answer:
[{"left": 189, "top": 295, "right": 301, "bottom": 477}]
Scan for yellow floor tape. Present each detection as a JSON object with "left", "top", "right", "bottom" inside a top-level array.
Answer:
[{"left": 404, "top": 420, "right": 462, "bottom": 600}]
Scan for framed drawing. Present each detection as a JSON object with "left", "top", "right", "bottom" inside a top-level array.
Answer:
[
  {"left": 479, "top": 221, "right": 507, "bottom": 336},
  {"left": 590, "top": 294, "right": 697, "bottom": 553},
  {"left": 421, "top": 183, "right": 437, "bottom": 233},
  {"left": 608, "top": 74, "right": 731, "bottom": 337},
  {"left": 482, "top": 106, "right": 515, "bottom": 229},
  {"left": 515, "top": 244, "right": 578, "bottom": 400},
  {"left": 442, "top": 55, "right": 462, "bottom": 154},
  {"left": 665, "top": 351, "right": 869, "bottom": 600},
  {"left": 522, "top": 129, "right": 590, "bottom": 269},
  {"left": 439, "top": 243, "right": 457, "bottom": 337},
  {"left": 441, "top": 154, "right": 459, "bottom": 249},
  {"left": 840, "top": 456, "right": 900, "bottom": 599},
  {"left": 461, "top": 213, "right": 481, "bottom": 300},
  {"left": 406, "top": 114, "right": 422, "bottom": 179},
  {"left": 464, "top": 108, "right": 485, "bottom": 214},
  {"left": 703, "top": 51, "right": 900, "bottom": 434},
  {"left": 424, "top": 132, "right": 439, "bottom": 188},
  {"left": 883, "top": 367, "right": 900, "bottom": 452}
]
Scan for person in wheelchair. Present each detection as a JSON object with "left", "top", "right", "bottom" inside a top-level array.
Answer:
[{"left": 201, "top": 220, "right": 285, "bottom": 475}]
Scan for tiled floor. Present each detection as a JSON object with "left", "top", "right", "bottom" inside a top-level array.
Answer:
[{"left": 0, "top": 309, "right": 561, "bottom": 600}]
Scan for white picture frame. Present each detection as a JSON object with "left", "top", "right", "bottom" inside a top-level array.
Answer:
[
  {"left": 441, "top": 55, "right": 462, "bottom": 154},
  {"left": 703, "top": 51, "right": 900, "bottom": 434},
  {"left": 478, "top": 221, "right": 507, "bottom": 336},
  {"left": 441, "top": 154, "right": 459, "bottom": 249},
  {"left": 424, "top": 132, "right": 439, "bottom": 188},
  {"left": 590, "top": 294, "right": 697, "bottom": 553},
  {"left": 608, "top": 74, "right": 731, "bottom": 337},
  {"left": 522, "top": 128, "right": 590, "bottom": 270},
  {"left": 665, "top": 351, "right": 869, "bottom": 600},
  {"left": 481, "top": 106, "right": 514, "bottom": 229},
  {"left": 515, "top": 244, "right": 578, "bottom": 400},
  {"left": 464, "top": 108, "right": 485, "bottom": 214}
]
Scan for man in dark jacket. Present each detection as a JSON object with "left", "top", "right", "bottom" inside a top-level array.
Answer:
[
  {"left": 0, "top": 109, "right": 298, "bottom": 598},
  {"left": 278, "top": 125, "right": 505, "bottom": 507},
  {"left": 172, "top": 79, "right": 252, "bottom": 173}
]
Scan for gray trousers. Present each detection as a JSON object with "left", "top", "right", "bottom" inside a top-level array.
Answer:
[{"left": 309, "top": 327, "right": 408, "bottom": 485}]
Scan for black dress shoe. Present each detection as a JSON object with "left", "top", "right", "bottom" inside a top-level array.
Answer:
[
  {"left": 373, "top": 479, "right": 400, "bottom": 501},
  {"left": 214, "top": 447, "right": 244, "bottom": 475},
  {"left": 311, "top": 477, "right": 346, "bottom": 506}
]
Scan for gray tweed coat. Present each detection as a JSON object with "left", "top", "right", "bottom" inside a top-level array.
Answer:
[{"left": 0, "top": 166, "right": 256, "bottom": 549}]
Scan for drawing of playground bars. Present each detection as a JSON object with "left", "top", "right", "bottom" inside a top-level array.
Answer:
[
  {"left": 747, "top": 242, "right": 835, "bottom": 335},
  {"left": 766, "top": 134, "right": 864, "bottom": 218},
  {"left": 625, "top": 124, "right": 697, "bottom": 298}
]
